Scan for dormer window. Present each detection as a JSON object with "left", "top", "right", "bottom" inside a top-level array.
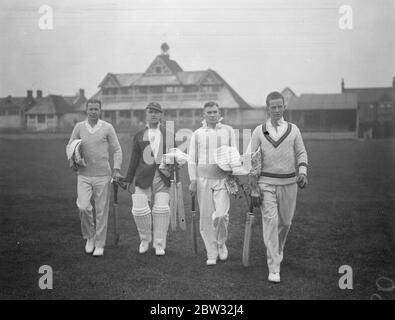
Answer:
[{"left": 156, "top": 67, "right": 162, "bottom": 74}]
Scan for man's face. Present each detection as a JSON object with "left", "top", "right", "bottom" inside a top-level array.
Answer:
[
  {"left": 146, "top": 108, "right": 162, "bottom": 125},
  {"left": 203, "top": 105, "right": 221, "bottom": 125},
  {"left": 86, "top": 103, "right": 101, "bottom": 122},
  {"left": 267, "top": 98, "right": 285, "bottom": 122}
]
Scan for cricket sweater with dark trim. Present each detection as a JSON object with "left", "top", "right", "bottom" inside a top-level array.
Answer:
[{"left": 250, "top": 121, "right": 308, "bottom": 185}]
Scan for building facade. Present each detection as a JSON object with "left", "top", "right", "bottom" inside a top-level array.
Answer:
[
  {"left": 341, "top": 78, "right": 395, "bottom": 138},
  {"left": 287, "top": 93, "right": 359, "bottom": 139},
  {"left": 0, "top": 91, "right": 35, "bottom": 130},
  {"left": 25, "top": 89, "right": 86, "bottom": 131},
  {"left": 94, "top": 44, "right": 251, "bottom": 130}
]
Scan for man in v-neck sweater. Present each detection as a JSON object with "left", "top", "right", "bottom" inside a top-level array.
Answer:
[
  {"left": 249, "top": 91, "right": 308, "bottom": 283},
  {"left": 67, "top": 99, "right": 122, "bottom": 257}
]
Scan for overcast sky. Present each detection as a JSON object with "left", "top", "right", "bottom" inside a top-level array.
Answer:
[{"left": 0, "top": 0, "right": 394, "bottom": 104}]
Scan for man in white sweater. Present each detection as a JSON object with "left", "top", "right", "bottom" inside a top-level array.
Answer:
[
  {"left": 188, "top": 101, "right": 236, "bottom": 266},
  {"left": 67, "top": 99, "right": 122, "bottom": 257},
  {"left": 249, "top": 91, "right": 308, "bottom": 283}
]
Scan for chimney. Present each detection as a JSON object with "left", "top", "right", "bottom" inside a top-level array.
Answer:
[
  {"left": 393, "top": 76, "right": 395, "bottom": 89},
  {"left": 36, "top": 90, "right": 42, "bottom": 99},
  {"left": 341, "top": 78, "right": 345, "bottom": 93},
  {"left": 79, "top": 88, "right": 85, "bottom": 98},
  {"left": 27, "top": 90, "right": 33, "bottom": 99}
]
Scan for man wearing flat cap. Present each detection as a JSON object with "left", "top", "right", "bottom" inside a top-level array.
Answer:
[{"left": 124, "top": 102, "right": 175, "bottom": 256}]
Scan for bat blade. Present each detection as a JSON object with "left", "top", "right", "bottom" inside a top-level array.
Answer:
[
  {"left": 242, "top": 211, "right": 255, "bottom": 267},
  {"left": 176, "top": 182, "right": 186, "bottom": 231},
  {"left": 169, "top": 180, "right": 177, "bottom": 231},
  {"left": 191, "top": 195, "right": 198, "bottom": 254},
  {"left": 112, "top": 181, "right": 120, "bottom": 246}
]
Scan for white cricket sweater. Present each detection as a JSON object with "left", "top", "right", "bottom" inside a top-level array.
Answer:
[
  {"left": 250, "top": 121, "right": 308, "bottom": 185},
  {"left": 67, "top": 120, "right": 122, "bottom": 177},
  {"left": 188, "top": 120, "right": 236, "bottom": 180}
]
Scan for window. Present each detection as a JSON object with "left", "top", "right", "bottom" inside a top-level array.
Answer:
[
  {"left": 102, "top": 88, "right": 109, "bottom": 95},
  {"left": 28, "top": 115, "right": 35, "bottom": 119},
  {"left": 167, "top": 110, "right": 177, "bottom": 118},
  {"left": 37, "top": 115, "right": 46, "bottom": 123},
  {"left": 212, "top": 85, "right": 221, "bottom": 92},
  {"left": 179, "top": 110, "right": 192, "bottom": 118},
  {"left": 138, "top": 87, "right": 148, "bottom": 94},
  {"left": 150, "top": 86, "right": 162, "bottom": 94},
  {"left": 110, "top": 88, "right": 118, "bottom": 95},
  {"left": 184, "top": 86, "right": 198, "bottom": 93},
  {"left": 155, "top": 67, "right": 162, "bottom": 74},
  {"left": 120, "top": 88, "right": 128, "bottom": 95},
  {"left": 104, "top": 111, "right": 112, "bottom": 118},
  {"left": 120, "top": 110, "right": 131, "bottom": 118},
  {"left": 165, "top": 86, "right": 175, "bottom": 93},
  {"left": 47, "top": 115, "right": 54, "bottom": 119}
]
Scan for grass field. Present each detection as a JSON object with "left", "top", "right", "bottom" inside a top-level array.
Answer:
[{"left": 0, "top": 137, "right": 394, "bottom": 300}]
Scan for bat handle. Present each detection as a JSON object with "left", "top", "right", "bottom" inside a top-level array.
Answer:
[
  {"left": 191, "top": 195, "right": 195, "bottom": 211},
  {"left": 113, "top": 181, "right": 118, "bottom": 204},
  {"left": 249, "top": 198, "right": 254, "bottom": 213}
]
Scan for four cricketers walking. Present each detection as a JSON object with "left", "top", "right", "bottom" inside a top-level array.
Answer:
[{"left": 67, "top": 91, "right": 308, "bottom": 284}]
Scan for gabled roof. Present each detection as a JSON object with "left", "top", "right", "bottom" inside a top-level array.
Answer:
[
  {"left": 343, "top": 87, "right": 395, "bottom": 104},
  {"left": 98, "top": 73, "right": 122, "bottom": 88},
  {"left": 26, "top": 95, "right": 75, "bottom": 115},
  {"left": 158, "top": 54, "right": 183, "bottom": 73},
  {"left": 209, "top": 69, "right": 251, "bottom": 109},
  {"left": 99, "top": 73, "right": 142, "bottom": 88},
  {"left": 132, "top": 74, "right": 180, "bottom": 86},
  {"left": 288, "top": 93, "right": 358, "bottom": 110},
  {"left": 176, "top": 71, "right": 207, "bottom": 85},
  {"left": 0, "top": 96, "right": 35, "bottom": 112},
  {"left": 281, "top": 87, "right": 297, "bottom": 97}
]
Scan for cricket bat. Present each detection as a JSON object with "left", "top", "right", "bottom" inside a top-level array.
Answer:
[
  {"left": 169, "top": 166, "right": 177, "bottom": 231},
  {"left": 176, "top": 181, "right": 186, "bottom": 231},
  {"left": 242, "top": 201, "right": 255, "bottom": 267},
  {"left": 112, "top": 180, "right": 120, "bottom": 246},
  {"left": 191, "top": 195, "right": 198, "bottom": 254}
]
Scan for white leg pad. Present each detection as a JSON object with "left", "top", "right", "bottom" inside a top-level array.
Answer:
[
  {"left": 152, "top": 205, "right": 170, "bottom": 249},
  {"left": 132, "top": 205, "right": 152, "bottom": 242},
  {"left": 132, "top": 193, "right": 149, "bottom": 210},
  {"left": 154, "top": 192, "right": 170, "bottom": 206}
]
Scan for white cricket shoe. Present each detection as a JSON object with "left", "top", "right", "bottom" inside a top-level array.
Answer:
[
  {"left": 139, "top": 241, "right": 149, "bottom": 254},
  {"left": 155, "top": 247, "right": 165, "bottom": 256},
  {"left": 93, "top": 247, "right": 104, "bottom": 257},
  {"left": 206, "top": 259, "right": 217, "bottom": 266},
  {"left": 268, "top": 272, "right": 281, "bottom": 283},
  {"left": 85, "top": 238, "right": 95, "bottom": 254},
  {"left": 218, "top": 244, "right": 228, "bottom": 261}
]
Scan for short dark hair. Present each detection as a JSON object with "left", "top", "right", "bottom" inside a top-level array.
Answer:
[
  {"left": 266, "top": 92, "right": 284, "bottom": 107},
  {"left": 86, "top": 99, "right": 101, "bottom": 109},
  {"left": 203, "top": 101, "right": 219, "bottom": 109}
]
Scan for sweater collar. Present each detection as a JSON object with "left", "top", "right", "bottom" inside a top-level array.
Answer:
[
  {"left": 202, "top": 117, "right": 224, "bottom": 130},
  {"left": 85, "top": 119, "right": 103, "bottom": 134}
]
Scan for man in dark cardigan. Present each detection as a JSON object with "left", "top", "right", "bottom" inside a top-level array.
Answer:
[{"left": 124, "top": 102, "right": 175, "bottom": 256}]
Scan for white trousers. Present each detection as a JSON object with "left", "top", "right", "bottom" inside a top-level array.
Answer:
[
  {"left": 76, "top": 175, "right": 111, "bottom": 248},
  {"left": 196, "top": 177, "right": 230, "bottom": 260},
  {"left": 259, "top": 182, "right": 298, "bottom": 273}
]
